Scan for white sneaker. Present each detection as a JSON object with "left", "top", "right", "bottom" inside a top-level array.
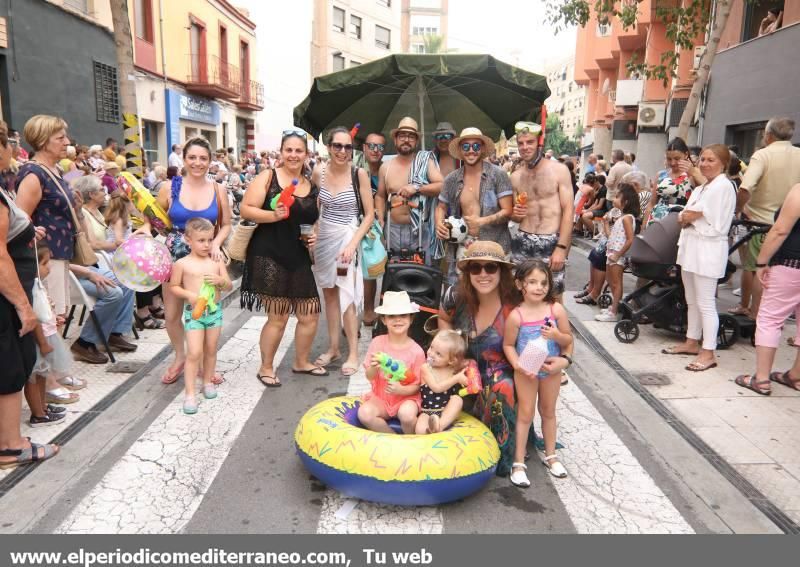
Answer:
[
  {"left": 733, "top": 288, "right": 741, "bottom": 297},
  {"left": 595, "top": 311, "right": 619, "bottom": 322}
]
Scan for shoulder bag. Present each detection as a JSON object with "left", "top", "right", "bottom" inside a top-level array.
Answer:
[
  {"left": 35, "top": 163, "right": 98, "bottom": 266},
  {"left": 352, "top": 167, "right": 386, "bottom": 279},
  {"left": 225, "top": 170, "right": 273, "bottom": 262}
]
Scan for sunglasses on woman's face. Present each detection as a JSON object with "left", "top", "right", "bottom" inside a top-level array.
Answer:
[
  {"left": 467, "top": 262, "right": 499, "bottom": 275},
  {"left": 461, "top": 142, "right": 483, "bottom": 154},
  {"left": 366, "top": 143, "right": 385, "bottom": 152},
  {"left": 331, "top": 143, "right": 353, "bottom": 153},
  {"left": 434, "top": 133, "right": 454, "bottom": 141}
]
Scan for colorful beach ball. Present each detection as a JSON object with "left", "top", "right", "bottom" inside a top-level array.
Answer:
[{"left": 112, "top": 236, "right": 172, "bottom": 292}]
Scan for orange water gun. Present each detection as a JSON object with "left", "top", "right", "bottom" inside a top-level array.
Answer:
[
  {"left": 458, "top": 360, "right": 481, "bottom": 396},
  {"left": 191, "top": 283, "right": 218, "bottom": 320},
  {"left": 269, "top": 178, "right": 298, "bottom": 215},
  {"left": 516, "top": 192, "right": 528, "bottom": 205}
]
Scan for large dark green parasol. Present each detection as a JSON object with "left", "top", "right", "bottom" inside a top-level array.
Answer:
[{"left": 293, "top": 54, "right": 550, "bottom": 149}]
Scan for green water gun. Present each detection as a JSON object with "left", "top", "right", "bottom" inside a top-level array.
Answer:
[
  {"left": 192, "top": 282, "right": 218, "bottom": 320},
  {"left": 375, "top": 352, "right": 415, "bottom": 385}
]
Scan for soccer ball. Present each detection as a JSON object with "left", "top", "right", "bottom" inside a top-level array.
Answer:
[{"left": 445, "top": 216, "right": 468, "bottom": 243}]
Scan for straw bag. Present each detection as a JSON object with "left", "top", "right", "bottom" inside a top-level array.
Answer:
[
  {"left": 36, "top": 163, "right": 98, "bottom": 266},
  {"left": 224, "top": 169, "right": 273, "bottom": 262}
]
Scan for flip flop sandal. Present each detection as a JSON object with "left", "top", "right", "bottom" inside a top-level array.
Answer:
[
  {"left": 661, "top": 347, "right": 699, "bottom": 355},
  {"left": 292, "top": 367, "right": 330, "bottom": 376},
  {"left": 211, "top": 373, "right": 224, "bottom": 385},
  {"left": 363, "top": 318, "right": 378, "bottom": 327},
  {"left": 257, "top": 374, "right": 282, "bottom": 388},
  {"left": 575, "top": 296, "right": 597, "bottom": 305},
  {"left": 161, "top": 361, "right": 185, "bottom": 385},
  {"left": 727, "top": 305, "right": 752, "bottom": 317},
  {"left": 314, "top": 353, "right": 342, "bottom": 367},
  {"left": 57, "top": 375, "right": 87, "bottom": 391},
  {"left": 341, "top": 365, "right": 358, "bottom": 377},
  {"left": 769, "top": 370, "right": 800, "bottom": 391},
  {"left": 686, "top": 361, "right": 718, "bottom": 372},
  {"left": 542, "top": 454, "right": 568, "bottom": 478},
  {"left": 509, "top": 463, "right": 530, "bottom": 488},
  {"left": 45, "top": 388, "right": 79, "bottom": 404},
  {"left": 735, "top": 374, "right": 771, "bottom": 395},
  {"left": 573, "top": 289, "right": 590, "bottom": 299}
]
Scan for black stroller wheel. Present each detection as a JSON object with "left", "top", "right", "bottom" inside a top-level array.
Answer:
[
  {"left": 717, "top": 314, "right": 741, "bottom": 350},
  {"left": 598, "top": 293, "right": 612, "bottom": 310},
  {"left": 614, "top": 320, "right": 640, "bottom": 344}
]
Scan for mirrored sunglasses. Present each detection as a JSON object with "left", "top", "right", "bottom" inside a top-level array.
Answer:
[
  {"left": 467, "top": 262, "right": 499, "bottom": 275},
  {"left": 282, "top": 127, "right": 308, "bottom": 139},
  {"left": 461, "top": 142, "right": 483, "bottom": 153},
  {"left": 331, "top": 142, "right": 353, "bottom": 153},
  {"left": 366, "top": 142, "right": 385, "bottom": 152},
  {"left": 434, "top": 133, "right": 454, "bottom": 141}
]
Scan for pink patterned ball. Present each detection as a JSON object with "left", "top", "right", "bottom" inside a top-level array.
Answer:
[{"left": 112, "top": 236, "right": 173, "bottom": 292}]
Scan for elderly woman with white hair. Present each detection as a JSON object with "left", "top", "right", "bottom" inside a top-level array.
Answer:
[
  {"left": 87, "top": 144, "right": 104, "bottom": 171},
  {"left": 620, "top": 170, "right": 652, "bottom": 229}
]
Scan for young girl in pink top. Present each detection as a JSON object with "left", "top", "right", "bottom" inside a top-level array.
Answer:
[{"left": 358, "top": 291, "right": 425, "bottom": 434}]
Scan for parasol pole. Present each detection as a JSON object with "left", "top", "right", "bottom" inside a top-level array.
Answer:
[{"left": 418, "top": 76, "right": 426, "bottom": 150}]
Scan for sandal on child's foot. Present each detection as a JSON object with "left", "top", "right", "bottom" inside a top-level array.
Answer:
[
  {"left": 542, "top": 454, "right": 568, "bottom": 478},
  {"left": 509, "top": 463, "right": 531, "bottom": 488},
  {"left": 183, "top": 396, "right": 198, "bottom": 415},
  {"left": 203, "top": 384, "right": 218, "bottom": 399}
]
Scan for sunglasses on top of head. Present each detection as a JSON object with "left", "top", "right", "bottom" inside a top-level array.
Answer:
[
  {"left": 330, "top": 143, "right": 353, "bottom": 153},
  {"left": 434, "top": 133, "right": 454, "bottom": 141},
  {"left": 461, "top": 142, "right": 483, "bottom": 154},
  {"left": 366, "top": 142, "right": 385, "bottom": 152},
  {"left": 467, "top": 262, "right": 499, "bottom": 275},
  {"left": 282, "top": 127, "right": 308, "bottom": 139}
]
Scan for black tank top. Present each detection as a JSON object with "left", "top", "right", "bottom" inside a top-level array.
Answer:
[{"left": 771, "top": 207, "right": 800, "bottom": 264}]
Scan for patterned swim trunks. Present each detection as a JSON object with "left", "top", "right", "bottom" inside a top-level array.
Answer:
[
  {"left": 510, "top": 231, "right": 566, "bottom": 295},
  {"left": 183, "top": 305, "right": 223, "bottom": 331}
]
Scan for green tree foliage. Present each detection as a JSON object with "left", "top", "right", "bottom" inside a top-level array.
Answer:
[
  {"left": 544, "top": 115, "right": 580, "bottom": 156},
  {"left": 422, "top": 34, "right": 445, "bottom": 54}
]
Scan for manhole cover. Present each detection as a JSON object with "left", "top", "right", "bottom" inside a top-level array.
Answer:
[{"left": 636, "top": 372, "right": 671, "bottom": 386}]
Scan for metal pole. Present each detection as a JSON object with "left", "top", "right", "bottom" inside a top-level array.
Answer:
[{"left": 417, "top": 77, "right": 426, "bottom": 151}]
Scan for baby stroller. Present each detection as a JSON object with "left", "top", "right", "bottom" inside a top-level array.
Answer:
[
  {"left": 372, "top": 209, "right": 443, "bottom": 350},
  {"left": 613, "top": 209, "right": 771, "bottom": 347}
]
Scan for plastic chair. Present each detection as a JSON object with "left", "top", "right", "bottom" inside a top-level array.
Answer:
[{"left": 61, "top": 271, "right": 116, "bottom": 363}]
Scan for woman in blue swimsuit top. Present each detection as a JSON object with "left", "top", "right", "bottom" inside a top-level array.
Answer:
[{"left": 150, "top": 136, "right": 232, "bottom": 384}]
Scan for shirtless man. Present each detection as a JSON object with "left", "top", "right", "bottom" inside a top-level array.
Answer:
[
  {"left": 432, "top": 122, "right": 460, "bottom": 178},
  {"left": 435, "top": 127, "right": 513, "bottom": 284},
  {"left": 376, "top": 117, "right": 443, "bottom": 263},
  {"left": 510, "top": 122, "right": 574, "bottom": 299}
]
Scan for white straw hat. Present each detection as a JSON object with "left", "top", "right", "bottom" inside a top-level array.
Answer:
[{"left": 375, "top": 291, "right": 420, "bottom": 316}]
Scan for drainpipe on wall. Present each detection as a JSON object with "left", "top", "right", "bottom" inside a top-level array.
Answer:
[{"left": 158, "top": 0, "right": 167, "bottom": 86}]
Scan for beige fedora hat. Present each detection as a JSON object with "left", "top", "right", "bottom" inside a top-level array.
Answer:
[
  {"left": 456, "top": 240, "right": 514, "bottom": 271},
  {"left": 390, "top": 117, "right": 420, "bottom": 138},
  {"left": 374, "top": 291, "right": 420, "bottom": 316},
  {"left": 448, "top": 127, "right": 494, "bottom": 160}
]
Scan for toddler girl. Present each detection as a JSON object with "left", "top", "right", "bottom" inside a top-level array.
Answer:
[
  {"left": 595, "top": 183, "right": 639, "bottom": 322},
  {"left": 104, "top": 191, "right": 133, "bottom": 246},
  {"left": 504, "top": 259, "right": 573, "bottom": 487},
  {"left": 416, "top": 330, "right": 469, "bottom": 435},
  {"left": 359, "top": 291, "right": 424, "bottom": 434}
]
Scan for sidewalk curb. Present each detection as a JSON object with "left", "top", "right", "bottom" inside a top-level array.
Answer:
[
  {"left": 0, "top": 278, "right": 242, "bottom": 502},
  {"left": 569, "top": 315, "right": 799, "bottom": 534}
]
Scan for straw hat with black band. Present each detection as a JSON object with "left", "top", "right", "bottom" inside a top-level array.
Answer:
[
  {"left": 456, "top": 241, "right": 514, "bottom": 271},
  {"left": 448, "top": 127, "right": 494, "bottom": 161}
]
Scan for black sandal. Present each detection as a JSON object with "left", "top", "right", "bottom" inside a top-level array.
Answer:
[
  {"left": 575, "top": 296, "right": 597, "bottom": 305},
  {"left": 135, "top": 313, "right": 166, "bottom": 330},
  {"left": 149, "top": 306, "right": 166, "bottom": 319}
]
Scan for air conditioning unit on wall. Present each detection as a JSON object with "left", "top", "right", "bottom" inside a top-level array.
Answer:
[{"left": 638, "top": 103, "right": 666, "bottom": 129}]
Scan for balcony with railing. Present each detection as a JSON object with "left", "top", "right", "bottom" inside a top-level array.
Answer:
[
  {"left": 186, "top": 54, "right": 240, "bottom": 100},
  {"left": 237, "top": 79, "right": 265, "bottom": 111}
]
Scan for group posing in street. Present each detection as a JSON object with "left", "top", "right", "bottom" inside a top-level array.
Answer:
[{"left": 1, "top": 114, "right": 799, "bottom": 497}]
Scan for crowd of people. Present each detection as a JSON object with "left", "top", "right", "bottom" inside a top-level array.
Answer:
[{"left": 1, "top": 112, "right": 798, "bottom": 495}]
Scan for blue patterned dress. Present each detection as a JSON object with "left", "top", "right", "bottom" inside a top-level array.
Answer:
[{"left": 443, "top": 287, "right": 517, "bottom": 477}]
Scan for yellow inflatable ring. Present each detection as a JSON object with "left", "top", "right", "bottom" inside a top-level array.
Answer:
[{"left": 295, "top": 396, "right": 500, "bottom": 505}]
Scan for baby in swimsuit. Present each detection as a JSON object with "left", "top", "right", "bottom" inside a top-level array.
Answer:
[{"left": 416, "top": 330, "right": 470, "bottom": 435}]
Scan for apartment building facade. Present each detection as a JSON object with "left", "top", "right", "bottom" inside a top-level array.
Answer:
[
  {"left": 0, "top": 0, "right": 119, "bottom": 146},
  {"left": 574, "top": 0, "right": 704, "bottom": 176},
  {"left": 701, "top": 0, "right": 800, "bottom": 157},
  {"left": 544, "top": 56, "right": 587, "bottom": 141},
  {"left": 129, "top": 0, "right": 263, "bottom": 165},
  {"left": 401, "top": 0, "right": 448, "bottom": 53},
  {"left": 311, "top": 0, "right": 402, "bottom": 76}
]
